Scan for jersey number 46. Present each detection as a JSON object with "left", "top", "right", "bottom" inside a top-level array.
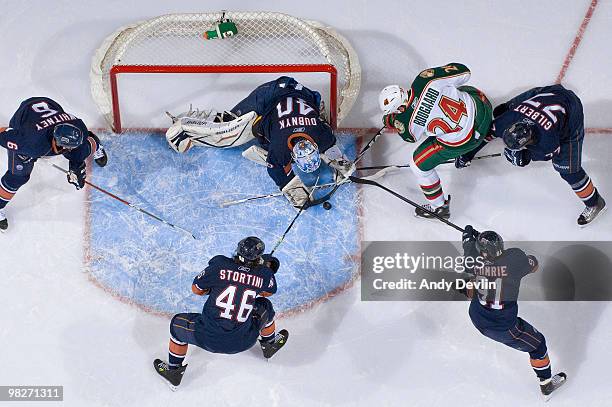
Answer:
[{"left": 215, "top": 285, "right": 257, "bottom": 322}]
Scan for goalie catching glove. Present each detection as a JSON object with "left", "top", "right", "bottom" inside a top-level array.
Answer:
[
  {"left": 322, "top": 145, "right": 356, "bottom": 179},
  {"left": 165, "top": 108, "right": 256, "bottom": 153}
]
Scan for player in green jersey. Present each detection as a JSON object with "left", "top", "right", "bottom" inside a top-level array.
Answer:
[{"left": 379, "top": 63, "right": 492, "bottom": 219}]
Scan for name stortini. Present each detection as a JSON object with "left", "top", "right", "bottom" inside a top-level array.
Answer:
[{"left": 372, "top": 278, "right": 496, "bottom": 291}]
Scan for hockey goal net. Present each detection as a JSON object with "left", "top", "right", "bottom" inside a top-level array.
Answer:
[{"left": 91, "top": 11, "right": 361, "bottom": 132}]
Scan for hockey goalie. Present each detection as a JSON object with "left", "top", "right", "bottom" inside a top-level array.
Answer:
[{"left": 165, "top": 76, "right": 354, "bottom": 208}]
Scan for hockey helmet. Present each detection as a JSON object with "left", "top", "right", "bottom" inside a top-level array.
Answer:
[
  {"left": 237, "top": 236, "right": 265, "bottom": 262},
  {"left": 475, "top": 231, "right": 504, "bottom": 259},
  {"left": 502, "top": 120, "right": 536, "bottom": 150},
  {"left": 53, "top": 123, "right": 84, "bottom": 150},
  {"left": 379, "top": 85, "right": 410, "bottom": 114}
]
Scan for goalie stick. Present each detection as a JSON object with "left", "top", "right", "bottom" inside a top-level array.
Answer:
[
  {"left": 269, "top": 176, "right": 320, "bottom": 255},
  {"left": 222, "top": 127, "right": 387, "bottom": 208},
  {"left": 220, "top": 166, "right": 395, "bottom": 207}
]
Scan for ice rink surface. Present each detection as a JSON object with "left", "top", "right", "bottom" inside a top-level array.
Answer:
[{"left": 2, "top": 1, "right": 612, "bottom": 406}]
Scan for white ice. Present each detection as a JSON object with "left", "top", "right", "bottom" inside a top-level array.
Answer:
[{"left": 1, "top": 1, "right": 612, "bottom": 406}]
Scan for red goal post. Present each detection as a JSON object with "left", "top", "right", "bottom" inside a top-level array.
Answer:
[{"left": 91, "top": 12, "right": 361, "bottom": 133}]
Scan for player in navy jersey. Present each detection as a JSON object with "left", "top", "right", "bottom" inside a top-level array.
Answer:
[
  {"left": 460, "top": 225, "right": 566, "bottom": 399},
  {"left": 0, "top": 97, "right": 107, "bottom": 231},
  {"left": 165, "top": 76, "right": 354, "bottom": 208},
  {"left": 456, "top": 84, "right": 604, "bottom": 226},
  {"left": 154, "top": 236, "right": 289, "bottom": 390}
]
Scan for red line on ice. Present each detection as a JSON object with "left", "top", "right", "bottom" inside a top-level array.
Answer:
[{"left": 556, "top": 0, "right": 599, "bottom": 84}]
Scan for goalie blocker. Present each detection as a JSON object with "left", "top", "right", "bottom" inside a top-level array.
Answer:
[{"left": 165, "top": 76, "right": 355, "bottom": 209}]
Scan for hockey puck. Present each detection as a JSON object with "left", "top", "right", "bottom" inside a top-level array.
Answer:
[{"left": 323, "top": 201, "right": 332, "bottom": 210}]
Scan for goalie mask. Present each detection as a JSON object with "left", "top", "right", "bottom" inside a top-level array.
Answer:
[{"left": 291, "top": 139, "right": 321, "bottom": 173}]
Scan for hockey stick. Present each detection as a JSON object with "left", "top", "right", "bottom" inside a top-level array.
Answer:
[
  {"left": 354, "top": 126, "right": 386, "bottom": 164},
  {"left": 47, "top": 162, "right": 198, "bottom": 239},
  {"left": 222, "top": 127, "right": 387, "bottom": 208},
  {"left": 220, "top": 181, "right": 339, "bottom": 207},
  {"left": 348, "top": 175, "right": 466, "bottom": 233},
  {"left": 306, "top": 126, "right": 387, "bottom": 205},
  {"left": 289, "top": 126, "right": 388, "bottom": 208},
  {"left": 269, "top": 176, "right": 320, "bottom": 255},
  {"left": 268, "top": 167, "right": 401, "bottom": 254},
  {"left": 220, "top": 166, "right": 395, "bottom": 207},
  {"left": 357, "top": 153, "right": 502, "bottom": 171}
]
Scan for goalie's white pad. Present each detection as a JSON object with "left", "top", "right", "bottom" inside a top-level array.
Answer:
[
  {"left": 281, "top": 175, "right": 311, "bottom": 208},
  {"left": 322, "top": 144, "right": 356, "bottom": 178},
  {"left": 165, "top": 109, "right": 257, "bottom": 153},
  {"left": 241, "top": 145, "right": 269, "bottom": 166}
]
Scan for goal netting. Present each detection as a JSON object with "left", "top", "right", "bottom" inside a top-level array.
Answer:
[{"left": 91, "top": 11, "right": 361, "bottom": 132}]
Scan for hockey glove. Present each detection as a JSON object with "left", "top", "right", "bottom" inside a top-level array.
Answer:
[
  {"left": 322, "top": 145, "right": 355, "bottom": 179},
  {"left": 462, "top": 224, "right": 479, "bottom": 243},
  {"left": 382, "top": 113, "right": 396, "bottom": 130},
  {"left": 67, "top": 161, "right": 86, "bottom": 190},
  {"left": 281, "top": 175, "right": 311, "bottom": 209},
  {"left": 504, "top": 147, "right": 531, "bottom": 167},
  {"left": 454, "top": 154, "right": 473, "bottom": 169},
  {"left": 265, "top": 256, "right": 281, "bottom": 273}
]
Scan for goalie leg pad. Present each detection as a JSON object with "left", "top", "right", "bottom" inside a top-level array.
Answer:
[{"left": 165, "top": 111, "right": 257, "bottom": 152}]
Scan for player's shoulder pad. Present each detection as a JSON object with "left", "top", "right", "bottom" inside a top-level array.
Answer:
[
  {"left": 421, "top": 62, "right": 469, "bottom": 78},
  {"left": 208, "top": 254, "right": 230, "bottom": 266},
  {"left": 504, "top": 247, "right": 527, "bottom": 258},
  {"left": 74, "top": 118, "right": 89, "bottom": 133},
  {"left": 503, "top": 247, "right": 533, "bottom": 268}
]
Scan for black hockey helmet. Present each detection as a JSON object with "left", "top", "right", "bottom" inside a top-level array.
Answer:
[
  {"left": 475, "top": 231, "right": 504, "bottom": 259},
  {"left": 53, "top": 123, "right": 84, "bottom": 150},
  {"left": 502, "top": 120, "right": 536, "bottom": 151},
  {"left": 236, "top": 236, "right": 265, "bottom": 262}
]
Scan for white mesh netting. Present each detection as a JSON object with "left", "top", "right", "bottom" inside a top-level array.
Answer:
[{"left": 91, "top": 11, "right": 361, "bottom": 130}]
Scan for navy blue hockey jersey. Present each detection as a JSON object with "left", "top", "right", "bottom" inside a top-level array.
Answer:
[
  {"left": 230, "top": 76, "right": 336, "bottom": 189},
  {"left": 463, "top": 243, "right": 538, "bottom": 329},
  {"left": 493, "top": 84, "right": 583, "bottom": 162},
  {"left": 0, "top": 97, "right": 91, "bottom": 164},
  {"left": 191, "top": 255, "right": 277, "bottom": 352}
]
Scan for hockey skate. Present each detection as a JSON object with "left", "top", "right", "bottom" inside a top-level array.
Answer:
[
  {"left": 260, "top": 329, "right": 289, "bottom": 359},
  {"left": 414, "top": 196, "right": 451, "bottom": 220},
  {"left": 577, "top": 195, "right": 606, "bottom": 227},
  {"left": 540, "top": 372, "right": 567, "bottom": 401},
  {"left": 0, "top": 209, "right": 7, "bottom": 232},
  {"left": 93, "top": 145, "right": 108, "bottom": 167},
  {"left": 153, "top": 359, "right": 187, "bottom": 391}
]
